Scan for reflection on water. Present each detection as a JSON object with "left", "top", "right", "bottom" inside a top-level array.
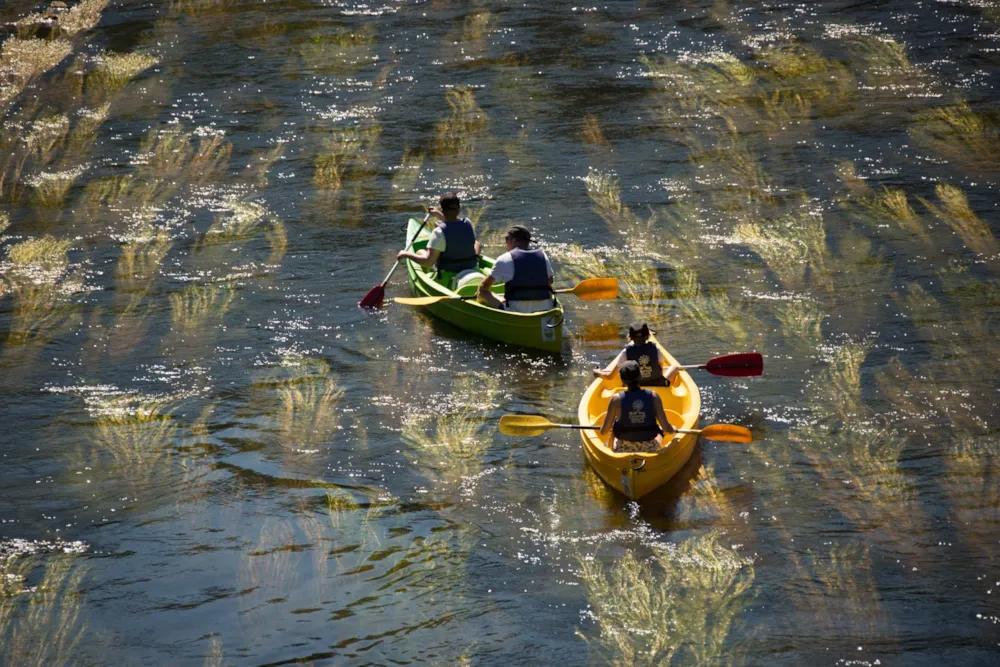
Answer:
[{"left": 2, "top": 0, "right": 1000, "bottom": 663}]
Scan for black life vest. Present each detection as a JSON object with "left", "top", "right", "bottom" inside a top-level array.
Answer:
[
  {"left": 436, "top": 218, "right": 478, "bottom": 272},
  {"left": 625, "top": 341, "right": 665, "bottom": 386},
  {"left": 612, "top": 388, "right": 663, "bottom": 442},
  {"left": 503, "top": 248, "right": 552, "bottom": 301}
]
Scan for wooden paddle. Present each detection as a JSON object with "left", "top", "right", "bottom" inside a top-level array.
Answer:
[
  {"left": 359, "top": 213, "right": 431, "bottom": 308},
  {"left": 394, "top": 277, "right": 619, "bottom": 306},
  {"left": 498, "top": 414, "right": 752, "bottom": 443}
]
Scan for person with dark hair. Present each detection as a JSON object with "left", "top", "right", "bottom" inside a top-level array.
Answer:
[
  {"left": 396, "top": 192, "right": 481, "bottom": 284},
  {"left": 592, "top": 322, "right": 679, "bottom": 386},
  {"left": 476, "top": 224, "right": 555, "bottom": 313},
  {"left": 598, "top": 361, "right": 676, "bottom": 453}
]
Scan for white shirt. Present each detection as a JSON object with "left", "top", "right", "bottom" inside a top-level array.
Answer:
[
  {"left": 426, "top": 226, "right": 447, "bottom": 252},
  {"left": 490, "top": 248, "right": 555, "bottom": 312}
]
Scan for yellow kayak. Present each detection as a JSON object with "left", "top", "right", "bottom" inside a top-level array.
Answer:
[{"left": 577, "top": 335, "right": 702, "bottom": 500}]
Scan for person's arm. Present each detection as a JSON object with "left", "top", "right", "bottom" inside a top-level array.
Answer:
[
  {"left": 599, "top": 395, "right": 621, "bottom": 438},
  {"left": 651, "top": 393, "right": 675, "bottom": 434},
  {"left": 474, "top": 239, "right": 482, "bottom": 257},
  {"left": 397, "top": 247, "right": 440, "bottom": 268},
  {"left": 663, "top": 363, "right": 680, "bottom": 385},
  {"left": 593, "top": 348, "right": 626, "bottom": 379}
]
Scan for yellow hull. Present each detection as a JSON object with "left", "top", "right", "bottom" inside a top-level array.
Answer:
[{"left": 577, "top": 336, "right": 701, "bottom": 500}]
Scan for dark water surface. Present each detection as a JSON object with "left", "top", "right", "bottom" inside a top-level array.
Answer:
[{"left": 2, "top": 0, "right": 1000, "bottom": 664}]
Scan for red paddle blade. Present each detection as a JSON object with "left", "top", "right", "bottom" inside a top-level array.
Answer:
[
  {"left": 704, "top": 353, "right": 763, "bottom": 377},
  {"left": 358, "top": 284, "right": 386, "bottom": 309}
]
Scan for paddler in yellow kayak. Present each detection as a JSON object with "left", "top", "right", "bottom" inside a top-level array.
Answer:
[
  {"left": 396, "top": 192, "right": 482, "bottom": 288},
  {"left": 476, "top": 224, "right": 556, "bottom": 313},
  {"left": 599, "top": 360, "right": 676, "bottom": 453},
  {"left": 592, "top": 322, "right": 680, "bottom": 386}
]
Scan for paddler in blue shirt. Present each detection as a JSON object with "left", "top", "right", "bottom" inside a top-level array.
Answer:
[
  {"left": 476, "top": 225, "right": 555, "bottom": 313},
  {"left": 396, "top": 192, "right": 482, "bottom": 287},
  {"left": 599, "top": 360, "right": 676, "bottom": 453},
  {"left": 592, "top": 322, "right": 680, "bottom": 386}
]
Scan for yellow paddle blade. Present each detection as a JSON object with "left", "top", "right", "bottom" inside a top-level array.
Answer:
[
  {"left": 567, "top": 277, "right": 618, "bottom": 301},
  {"left": 698, "top": 424, "right": 752, "bottom": 443},
  {"left": 394, "top": 295, "right": 448, "bottom": 306},
  {"left": 498, "top": 415, "right": 557, "bottom": 437}
]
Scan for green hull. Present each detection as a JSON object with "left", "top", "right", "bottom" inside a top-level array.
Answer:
[{"left": 403, "top": 217, "right": 564, "bottom": 354}]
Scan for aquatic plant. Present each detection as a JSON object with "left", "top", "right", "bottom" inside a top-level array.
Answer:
[
  {"left": 0, "top": 38, "right": 72, "bottom": 109},
  {"left": 788, "top": 541, "right": 887, "bottom": 645},
  {"left": 909, "top": 100, "right": 1000, "bottom": 169},
  {"left": 735, "top": 198, "right": 829, "bottom": 291},
  {"left": 834, "top": 160, "right": 870, "bottom": 197},
  {"left": 314, "top": 125, "right": 382, "bottom": 191},
  {"left": 116, "top": 223, "right": 173, "bottom": 292},
  {"left": 401, "top": 373, "right": 501, "bottom": 490},
  {"left": 239, "top": 516, "right": 300, "bottom": 607},
  {"left": 241, "top": 144, "right": 284, "bottom": 187},
  {"left": 576, "top": 530, "right": 755, "bottom": 665},
  {"left": 299, "top": 26, "right": 375, "bottom": 73},
  {"left": 266, "top": 219, "right": 287, "bottom": 265},
  {"left": 435, "top": 87, "right": 490, "bottom": 158},
  {"left": 26, "top": 165, "right": 87, "bottom": 209},
  {"left": 169, "top": 283, "right": 236, "bottom": 334},
  {"left": 462, "top": 11, "right": 495, "bottom": 42},
  {"left": 671, "top": 265, "right": 759, "bottom": 344},
  {"left": 88, "top": 391, "right": 179, "bottom": 473},
  {"left": 326, "top": 488, "right": 360, "bottom": 530},
  {"left": 199, "top": 201, "right": 268, "bottom": 246},
  {"left": 583, "top": 169, "right": 665, "bottom": 257},
  {"left": 918, "top": 183, "right": 999, "bottom": 256},
  {"left": 775, "top": 297, "right": 824, "bottom": 350},
  {"left": 139, "top": 126, "right": 194, "bottom": 177},
  {"left": 65, "top": 103, "right": 111, "bottom": 160},
  {"left": 582, "top": 113, "right": 611, "bottom": 148},
  {"left": 854, "top": 186, "right": 930, "bottom": 245},
  {"left": 812, "top": 335, "right": 875, "bottom": 420},
  {"left": 87, "top": 51, "right": 159, "bottom": 103},
  {"left": 274, "top": 357, "right": 344, "bottom": 451},
  {"left": 25, "top": 113, "right": 71, "bottom": 163},
  {"left": 0, "top": 552, "right": 86, "bottom": 667},
  {"left": 169, "top": 0, "right": 239, "bottom": 14},
  {"left": 389, "top": 148, "right": 424, "bottom": 206},
  {"left": 1, "top": 236, "right": 85, "bottom": 345},
  {"left": 202, "top": 634, "right": 224, "bottom": 667},
  {"left": 190, "top": 129, "right": 233, "bottom": 183}
]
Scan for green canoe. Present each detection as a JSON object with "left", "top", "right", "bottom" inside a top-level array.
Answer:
[{"left": 402, "top": 217, "right": 564, "bottom": 354}]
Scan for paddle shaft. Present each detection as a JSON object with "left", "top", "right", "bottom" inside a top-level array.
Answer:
[
  {"left": 530, "top": 423, "right": 700, "bottom": 435},
  {"left": 382, "top": 213, "right": 431, "bottom": 287}
]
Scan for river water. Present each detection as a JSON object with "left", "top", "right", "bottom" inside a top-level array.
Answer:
[{"left": 2, "top": 0, "right": 999, "bottom": 664}]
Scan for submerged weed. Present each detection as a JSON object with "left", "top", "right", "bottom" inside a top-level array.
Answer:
[
  {"left": 909, "top": 101, "right": 1000, "bottom": 170},
  {"left": 918, "top": 183, "right": 998, "bottom": 256},
  {"left": 576, "top": 530, "right": 755, "bottom": 665},
  {"left": 87, "top": 51, "right": 159, "bottom": 104},
  {"left": 1, "top": 236, "right": 85, "bottom": 345}
]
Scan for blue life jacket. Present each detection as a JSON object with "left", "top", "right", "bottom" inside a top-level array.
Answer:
[
  {"left": 612, "top": 389, "right": 662, "bottom": 442},
  {"left": 436, "top": 218, "right": 478, "bottom": 272},
  {"left": 626, "top": 341, "right": 665, "bottom": 386},
  {"left": 504, "top": 248, "right": 552, "bottom": 301}
]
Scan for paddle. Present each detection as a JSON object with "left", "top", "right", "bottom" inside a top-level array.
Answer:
[
  {"left": 680, "top": 352, "right": 763, "bottom": 377},
  {"left": 359, "top": 213, "right": 431, "bottom": 308},
  {"left": 498, "top": 414, "right": 752, "bottom": 443},
  {"left": 394, "top": 277, "right": 619, "bottom": 306}
]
